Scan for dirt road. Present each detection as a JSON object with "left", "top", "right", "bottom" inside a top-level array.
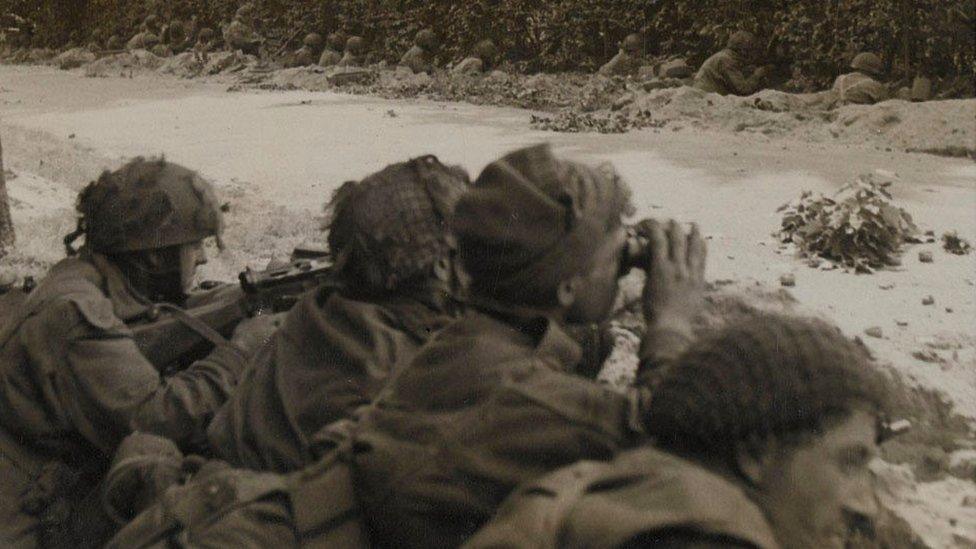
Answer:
[{"left": 1, "top": 64, "right": 974, "bottom": 547}]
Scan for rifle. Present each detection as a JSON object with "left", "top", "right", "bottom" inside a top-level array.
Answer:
[{"left": 130, "top": 252, "right": 337, "bottom": 373}]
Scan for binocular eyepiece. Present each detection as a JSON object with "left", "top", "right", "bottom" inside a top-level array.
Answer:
[{"left": 619, "top": 226, "right": 651, "bottom": 276}]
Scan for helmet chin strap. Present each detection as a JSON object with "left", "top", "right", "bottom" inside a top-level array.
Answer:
[{"left": 112, "top": 249, "right": 188, "bottom": 306}]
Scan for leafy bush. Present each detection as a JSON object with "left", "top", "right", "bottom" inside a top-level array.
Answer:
[
  {"left": 778, "top": 173, "right": 919, "bottom": 273},
  {"left": 942, "top": 231, "right": 972, "bottom": 255},
  {"left": 3, "top": 0, "right": 973, "bottom": 94}
]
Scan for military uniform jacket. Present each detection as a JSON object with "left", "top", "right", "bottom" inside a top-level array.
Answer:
[
  {"left": 399, "top": 45, "right": 433, "bottom": 74},
  {"left": 598, "top": 50, "right": 640, "bottom": 77},
  {"left": 223, "top": 20, "right": 260, "bottom": 50},
  {"left": 0, "top": 256, "right": 245, "bottom": 547},
  {"left": 465, "top": 446, "right": 781, "bottom": 549},
  {"left": 318, "top": 48, "right": 342, "bottom": 67},
  {"left": 207, "top": 286, "right": 452, "bottom": 472},
  {"left": 694, "top": 49, "right": 762, "bottom": 96},
  {"left": 832, "top": 72, "right": 889, "bottom": 105},
  {"left": 352, "top": 309, "right": 643, "bottom": 548}
]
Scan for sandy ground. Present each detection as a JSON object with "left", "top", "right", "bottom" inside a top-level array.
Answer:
[{"left": 1, "top": 64, "right": 974, "bottom": 547}]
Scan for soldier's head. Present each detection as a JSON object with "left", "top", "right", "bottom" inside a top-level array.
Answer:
[
  {"left": 727, "top": 30, "right": 758, "bottom": 59},
  {"left": 106, "top": 35, "right": 121, "bottom": 50},
  {"left": 235, "top": 3, "right": 255, "bottom": 23},
  {"left": 326, "top": 31, "right": 346, "bottom": 51},
  {"left": 303, "top": 32, "right": 323, "bottom": 51},
  {"left": 325, "top": 156, "right": 471, "bottom": 304},
  {"left": 196, "top": 27, "right": 214, "bottom": 44},
  {"left": 67, "top": 157, "right": 224, "bottom": 303},
  {"left": 850, "top": 52, "right": 884, "bottom": 79},
  {"left": 167, "top": 20, "right": 184, "bottom": 44},
  {"left": 621, "top": 33, "right": 642, "bottom": 55},
  {"left": 452, "top": 144, "right": 633, "bottom": 323},
  {"left": 416, "top": 28, "right": 438, "bottom": 51},
  {"left": 474, "top": 39, "right": 497, "bottom": 62},
  {"left": 644, "top": 314, "right": 889, "bottom": 549},
  {"left": 345, "top": 35, "right": 363, "bottom": 54},
  {"left": 144, "top": 14, "right": 160, "bottom": 32}
]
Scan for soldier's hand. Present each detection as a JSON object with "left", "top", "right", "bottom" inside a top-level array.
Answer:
[
  {"left": 231, "top": 312, "right": 284, "bottom": 356},
  {"left": 640, "top": 219, "right": 707, "bottom": 338}
]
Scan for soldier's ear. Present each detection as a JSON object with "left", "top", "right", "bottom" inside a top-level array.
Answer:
[{"left": 734, "top": 436, "right": 777, "bottom": 489}]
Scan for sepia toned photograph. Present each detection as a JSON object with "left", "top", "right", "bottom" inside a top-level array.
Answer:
[{"left": 0, "top": 1, "right": 973, "bottom": 547}]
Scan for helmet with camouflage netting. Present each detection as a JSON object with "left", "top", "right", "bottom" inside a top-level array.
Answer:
[
  {"left": 66, "top": 157, "right": 224, "bottom": 255},
  {"left": 850, "top": 52, "right": 884, "bottom": 77},
  {"left": 304, "top": 32, "right": 323, "bottom": 49},
  {"left": 474, "top": 39, "right": 497, "bottom": 60},
  {"left": 727, "top": 30, "right": 757, "bottom": 57},
  {"left": 621, "top": 33, "right": 642, "bottom": 54},
  {"left": 326, "top": 31, "right": 347, "bottom": 51},
  {"left": 416, "top": 28, "right": 438, "bottom": 50},
  {"left": 324, "top": 156, "right": 470, "bottom": 294},
  {"left": 345, "top": 35, "right": 364, "bottom": 53}
]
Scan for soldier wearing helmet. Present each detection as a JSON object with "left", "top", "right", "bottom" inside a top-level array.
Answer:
[
  {"left": 694, "top": 30, "right": 772, "bottom": 96},
  {"left": 399, "top": 28, "right": 439, "bottom": 74},
  {"left": 284, "top": 32, "right": 323, "bottom": 67},
  {"left": 207, "top": 155, "right": 471, "bottom": 472},
  {"left": 452, "top": 38, "right": 498, "bottom": 75},
  {"left": 599, "top": 33, "right": 644, "bottom": 76},
  {"left": 0, "top": 158, "right": 264, "bottom": 546},
  {"left": 337, "top": 35, "right": 364, "bottom": 67},
  {"left": 126, "top": 18, "right": 161, "bottom": 51},
  {"left": 318, "top": 31, "right": 346, "bottom": 67},
  {"left": 832, "top": 52, "right": 890, "bottom": 105},
  {"left": 223, "top": 2, "right": 264, "bottom": 56}
]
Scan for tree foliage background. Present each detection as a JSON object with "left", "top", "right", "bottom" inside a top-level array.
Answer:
[{"left": 2, "top": 0, "right": 973, "bottom": 90}]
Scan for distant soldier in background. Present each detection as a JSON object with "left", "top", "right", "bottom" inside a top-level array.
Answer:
[
  {"left": 694, "top": 30, "right": 771, "bottom": 96},
  {"left": 0, "top": 158, "right": 271, "bottom": 547},
  {"left": 598, "top": 33, "right": 643, "bottom": 77},
  {"left": 105, "top": 34, "right": 122, "bottom": 51},
  {"left": 338, "top": 35, "right": 364, "bottom": 67},
  {"left": 223, "top": 2, "right": 264, "bottom": 56},
  {"left": 468, "top": 314, "right": 888, "bottom": 549},
  {"left": 284, "top": 32, "right": 322, "bottom": 67},
  {"left": 318, "top": 31, "right": 346, "bottom": 67},
  {"left": 193, "top": 27, "right": 215, "bottom": 55},
  {"left": 126, "top": 17, "right": 161, "bottom": 51},
  {"left": 161, "top": 19, "right": 190, "bottom": 54},
  {"left": 832, "top": 52, "right": 890, "bottom": 105},
  {"left": 399, "top": 28, "right": 438, "bottom": 74},
  {"left": 451, "top": 39, "right": 498, "bottom": 75}
]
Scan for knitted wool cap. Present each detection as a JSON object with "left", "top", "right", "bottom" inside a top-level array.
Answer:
[
  {"left": 325, "top": 155, "right": 470, "bottom": 293},
  {"left": 452, "top": 144, "right": 633, "bottom": 306},
  {"left": 645, "top": 314, "right": 886, "bottom": 458}
]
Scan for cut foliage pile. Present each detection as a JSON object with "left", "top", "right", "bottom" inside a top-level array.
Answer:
[{"left": 778, "top": 173, "right": 919, "bottom": 273}]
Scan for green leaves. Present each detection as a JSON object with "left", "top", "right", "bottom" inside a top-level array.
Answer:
[{"left": 778, "top": 173, "right": 919, "bottom": 273}]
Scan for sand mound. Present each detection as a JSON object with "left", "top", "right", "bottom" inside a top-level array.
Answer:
[
  {"left": 54, "top": 48, "right": 96, "bottom": 70},
  {"left": 84, "top": 50, "right": 164, "bottom": 77}
]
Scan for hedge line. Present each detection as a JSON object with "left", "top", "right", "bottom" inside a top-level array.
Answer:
[{"left": 4, "top": 0, "right": 974, "bottom": 91}]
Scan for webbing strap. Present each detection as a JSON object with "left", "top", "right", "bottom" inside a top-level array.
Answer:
[{"left": 152, "top": 303, "right": 232, "bottom": 348}]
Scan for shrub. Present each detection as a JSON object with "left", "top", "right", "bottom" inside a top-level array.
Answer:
[{"left": 777, "top": 173, "right": 919, "bottom": 273}]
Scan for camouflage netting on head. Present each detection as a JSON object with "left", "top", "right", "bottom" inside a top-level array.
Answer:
[
  {"left": 324, "top": 155, "right": 470, "bottom": 294},
  {"left": 644, "top": 313, "right": 889, "bottom": 462},
  {"left": 68, "top": 157, "right": 224, "bottom": 254}
]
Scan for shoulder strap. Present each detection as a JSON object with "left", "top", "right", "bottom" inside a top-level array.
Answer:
[{"left": 287, "top": 444, "right": 370, "bottom": 548}]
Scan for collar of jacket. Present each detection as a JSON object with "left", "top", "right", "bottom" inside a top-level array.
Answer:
[
  {"left": 86, "top": 253, "right": 153, "bottom": 322},
  {"left": 471, "top": 299, "right": 582, "bottom": 372}
]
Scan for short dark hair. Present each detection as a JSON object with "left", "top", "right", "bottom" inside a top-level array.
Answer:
[{"left": 644, "top": 314, "right": 886, "bottom": 463}]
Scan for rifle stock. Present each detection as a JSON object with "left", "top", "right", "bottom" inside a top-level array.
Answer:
[{"left": 131, "top": 256, "right": 336, "bottom": 373}]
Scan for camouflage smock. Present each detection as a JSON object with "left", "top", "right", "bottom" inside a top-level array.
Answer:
[
  {"left": 206, "top": 285, "right": 453, "bottom": 472},
  {"left": 0, "top": 256, "right": 245, "bottom": 547},
  {"left": 694, "top": 48, "right": 763, "bottom": 96},
  {"left": 352, "top": 308, "right": 644, "bottom": 548},
  {"left": 832, "top": 72, "right": 889, "bottom": 105}
]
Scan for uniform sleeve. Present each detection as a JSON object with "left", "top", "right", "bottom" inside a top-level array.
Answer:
[
  {"left": 719, "top": 57, "right": 762, "bottom": 96},
  {"left": 48, "top": 298, "right": 246, "bottom": 454},
  {"left": 621, "top": 529, "right": 757, "bottom": 548}
]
